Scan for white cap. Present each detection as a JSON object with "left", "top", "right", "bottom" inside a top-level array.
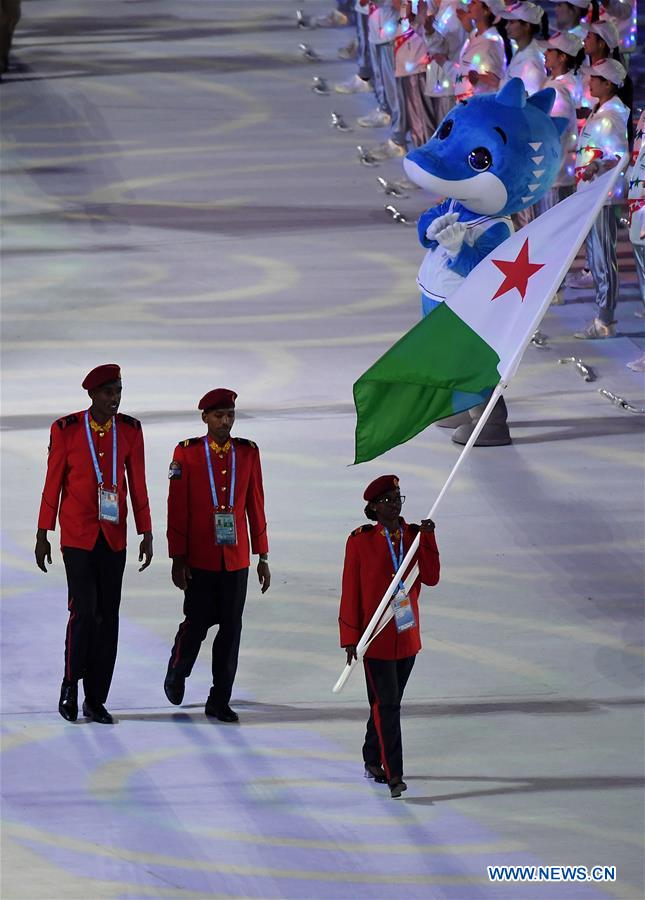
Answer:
[
  {"left": 587, "top": 57, "right": 626, "bottom": 86},
  {"left": 547, "top": 31, "right": 584, "bottom": 57},
  {"left": 588, "top": 19, "right": 620, "bottom": 51},
  {"left": 549, "top": 0, "right": 590, "bottom": 9},
  {"left": 502, "top": 2, "right": 544, "bottom": 26},
  {"left": 482, "top": 0, "right": 508, "bottom": 17}
]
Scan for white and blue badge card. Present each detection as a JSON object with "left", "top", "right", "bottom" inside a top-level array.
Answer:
[
  {"left": 98, "top": 486, "right": 119, "bottom": 524},
  {"left": 392, "top": 589, "right": 416, "bottom": 633},
  {"left": 214, "top": 511, "right": 237, "bottom": 545}
]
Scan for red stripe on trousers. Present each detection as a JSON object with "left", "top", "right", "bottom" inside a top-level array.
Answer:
[
  {"left": 365, "top": 661, "right": 391, "bottom": 783},
  {"left": 171, "top": 621, "right": 188, "bottom": 668},
  {"left": 66, "top": 597, "right": 76, "bottom": 682}
]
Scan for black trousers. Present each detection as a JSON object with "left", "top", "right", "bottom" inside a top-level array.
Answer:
[
  {"left": 167, "top": 567, "right": 248, "bottom": 707},
  {"left": 62, "top": 533, "right": 126, "bottom": 703},
  {"left": 362, "top": 656, "right": 415, "bottom": 782}
]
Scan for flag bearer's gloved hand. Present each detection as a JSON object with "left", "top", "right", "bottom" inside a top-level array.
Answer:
[
  {"left": 435, "top": 219, "right": 467, "bottom": 257},
  {"left": 425, "top": 211, "right": 459, "bottom": 241},
  {"left": 344, "top": 644, "right": 357, "bottom": 665}
]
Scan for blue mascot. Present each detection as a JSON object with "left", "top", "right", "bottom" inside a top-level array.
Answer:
[{"left": 403, "top": 78, "right": 568, "bottom": 446}]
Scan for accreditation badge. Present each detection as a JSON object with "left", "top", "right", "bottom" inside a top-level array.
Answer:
[
  {"left": 392, "top": 589, "right": 416, "bottom": 633},
  {"left": 214, "top": 510, "right": 237, "bottom": 545},
  {"left": 98, "top": 486, "right": 119, "bottom": 524}
]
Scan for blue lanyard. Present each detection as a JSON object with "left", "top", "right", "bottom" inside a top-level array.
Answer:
[
  {"left": 384, "top": 526, "right": 406, "bottom": 595},
  {"left": 84, "top": 410, "right": 117, "bottom": 487},
  {"left": 203, "top": 437, "right": 236, "bottom": 510}
]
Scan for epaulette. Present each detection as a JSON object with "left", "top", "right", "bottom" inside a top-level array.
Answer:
[
  {"left": 56, "top": 414, "right": 79, "bottom": 430},
  {"left": 350, "top": 524, "right": 373, "bottom": 537},
  {"left": 179, "top": 437, "right": 202, "bottom": 448},
  {"left": 234, "top": 437, "right": 257, "bottom": 448},
  {"left": 118, "top": 414, "right": 142, "bottom": 430}
]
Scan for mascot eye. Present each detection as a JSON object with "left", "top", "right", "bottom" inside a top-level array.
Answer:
[
  {"left": 437, "top": 119, "right": 453, "bottom": 140},
  {"left": 468, "top": 147, "right": 492, "bottom": 171}
]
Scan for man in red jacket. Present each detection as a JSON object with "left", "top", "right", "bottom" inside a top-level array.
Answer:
[
  {"left": 164, "top": 388, "right": 270, "bottom": 722},
  {"left": 339, "top": 474, "right": 440, "bottom": 797},
  {"left": 35, "top": 364, "right": 153, "bottom": 725}
]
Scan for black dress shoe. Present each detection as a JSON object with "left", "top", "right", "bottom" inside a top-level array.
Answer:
[
  {"left": 389, "top": 778, "right": 407, "bottom": 799},
  {"left": 58, "top": 682, "right": 78, "bottom": 722},
  {"left": 364, "top": 763, "right": 388, "bottom": 784},
  {"left": 164, "top": 670, "right": 185, "bottom": 706},
  {"left": 82, "top": 699, "right": 114, "bottom": 724},
  {"left": 205, "top": 700, "right": 239, "bottom": 722}
]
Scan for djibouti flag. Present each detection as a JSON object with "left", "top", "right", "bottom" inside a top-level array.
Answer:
[{"left": 353, "top": 161, "right": 627, "bottom": 464}]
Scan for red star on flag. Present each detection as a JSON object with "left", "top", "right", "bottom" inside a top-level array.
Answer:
[{"left": 491, "top": 238, "right": 545, "bottom": 302}]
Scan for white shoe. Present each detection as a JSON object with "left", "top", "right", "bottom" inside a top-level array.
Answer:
[
  {"left": 334, "top": 74, "right": 372, "bottom": 94},
  {"left": 315, "top": 10, "right": 349, "bottom": 27},
  {"left": 357, "top": 108, "right": 391, "bottom": 128},
  {"left": 337, "top": 40, "right": 358, "bottom": 60},
  {"left": 573, "top": 317, "right": 616, "bottom": 339},
  {"left": 626, "top": 354, "right": 645, "bottom": 373},
  {"left": 565, "top": 268, "right": 594, "bottom": 289},
  {"left": 368, "top": 139, "right": 407, "bottom": 161}
]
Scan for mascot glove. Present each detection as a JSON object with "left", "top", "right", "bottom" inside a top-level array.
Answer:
[
  {"left": 435, "top": 220, "right": 467, "bottom": 257},
  {"left": 425, "top": 211, "right": 460, "bottom": 240}
]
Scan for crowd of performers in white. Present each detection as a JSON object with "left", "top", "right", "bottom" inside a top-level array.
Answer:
[{"left": 321, "top": 0, "right": 643, "bottom": 364}]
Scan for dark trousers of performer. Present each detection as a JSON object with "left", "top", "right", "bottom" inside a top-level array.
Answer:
[
  {"left": 62, "top": 532, "right": 126, "bottom": 704},
  {"left": 363, "top": 656, "right": 415, "bottom": 782},
  {"left": 167, "top": 567, "right": 248, "bottom": 707}
]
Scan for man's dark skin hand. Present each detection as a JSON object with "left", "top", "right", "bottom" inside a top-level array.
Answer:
[
  {"left": 172, "top": 556, "right": 192, "bottom": 591},
  {"left": 344, "top": 644, "right": 358, "bottom": 666},
  {"left": 341, "top": 490, "right": 435, "bottom": 665},
  {"left": 35, "top": 528, "right": 52, "bottom": 572},
  {"left": 257, "top": 559, "right": 271, "bottom": 593},
  {"left": 139, "top": 532, "right": 153, "bottom": 571}
]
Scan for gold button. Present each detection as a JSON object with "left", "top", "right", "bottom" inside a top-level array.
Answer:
[
  {"left": 99, "top": 432, "right": 104, "bottom": 438},
  {"left": 221, "top": 470, "right": 227, "bottom": 475},
  {"left": 99, "top": 452, "right": 104, "bottom": 458}
]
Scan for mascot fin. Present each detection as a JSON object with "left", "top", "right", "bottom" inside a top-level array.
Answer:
[
  {"left": 496, "top": 78, "right": 527, "bottom": 108},
  {"left": 527, "top": 88, "right": 569, "bottom": 136},
  {"left": 528, "top": 87, "right": 556, "bottom": 115}
]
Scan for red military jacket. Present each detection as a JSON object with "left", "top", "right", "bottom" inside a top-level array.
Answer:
[
  {"left": 167, "top": 435, "right": 268, "bottom": 572},
  {"left": 37, "top": 410, "right": 152, "bottom": 552},
  {"left": 339, "top": 520, "right": 440, "bottom": 660}
]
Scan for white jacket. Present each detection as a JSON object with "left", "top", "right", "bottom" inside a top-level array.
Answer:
[
  {"left": 368, "top": 3, "right": 399, "bottom": 45},
  {"left": 501, "top": 40, "right": 546, "bottom": 96},
  {"left": 543, "top": 75, "right": 578, "bottom": 186},
  {"left": 575, "top": 95, "right": 629, "bottom": 204},
  {"left": 446, "top": 28, "right": 506, "bottom": 100}
]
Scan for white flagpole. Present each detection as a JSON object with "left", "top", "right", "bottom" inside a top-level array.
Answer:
[{"left": 332, "top": 381, "right": 507, "bottom": 693}]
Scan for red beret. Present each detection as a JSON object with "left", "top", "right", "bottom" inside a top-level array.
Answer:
[
  {"left": 363, "top": 474, "right": 400, "bottom": 502},
  {"left": 82, "top": 364, "right": 121, "bottom": 391},
  {"left": 198, "top": 388, "right": 237, "bottom": 411}
]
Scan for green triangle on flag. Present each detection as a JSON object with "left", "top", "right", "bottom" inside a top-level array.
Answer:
[{"left": 353, "top": 303, "right": 499, "bottom": 464}]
